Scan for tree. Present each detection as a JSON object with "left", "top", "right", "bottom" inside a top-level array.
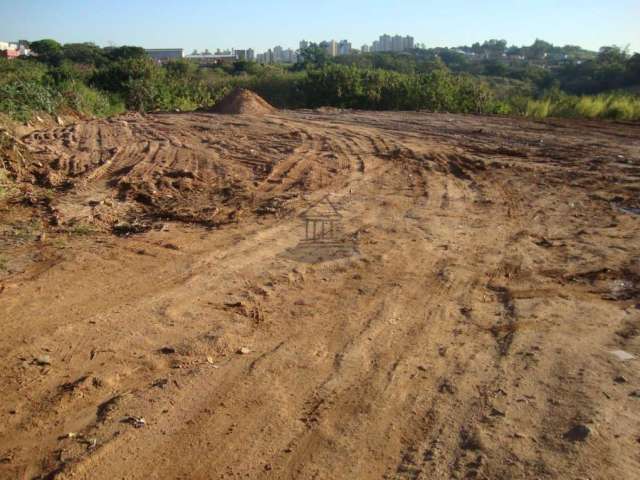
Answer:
[
  {"left": 165, "top": 59, "right": 198, "bottom": 78},
  {"left": 627, "top": 54, "right": 640, "bottom": 84},
  {"left": 62, "top": 43, "right": 106, "bottom": 66},
  {"left": 597, "top": 46, "right": 629, "bottom": 65},
  {"left": 30, "top": 39, "right": 63, "bottom": 65},
  {"left": 527, "top": 39, "right": 553, "bottom": 60},
  {"left": 296, "top": 43, "right": 329, "bottom": 70},
  {"left": 104, "top": 46, "right": 147, "bottom": 61},
  {"left": 482, "top": 39, "right": 507, "bottom": 57}
]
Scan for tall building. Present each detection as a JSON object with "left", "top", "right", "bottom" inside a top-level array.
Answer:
[
  {"left": 273, "top": 45, "right": 284, "bottom": 62},
  {"left": 380, "top": 34, "right": 392, "bottom": 52},
  {"left": 361, "top": 44, "right": 370, "bottom": 53},
  {"left": 404, "top": 36, "right": 414, "bottom": 50},
  {"left": 326, "top": 40, "right": 338, "bottom": 57},
  {"left": 247, "top": 48, "right": 255, "bottom": 61},
  {"left": 392, "top": 35, "right": 405, "bottom": 52},
  {"left": 369, "top": 35, "right": 415, "bottom": 53},
  {"left": 338, "top": 40, "right": 351, "bottom": 56}
]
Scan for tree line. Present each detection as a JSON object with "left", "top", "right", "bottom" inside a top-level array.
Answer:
[{"left": 0, "top": 38, "right": 639, "bottom": 123}]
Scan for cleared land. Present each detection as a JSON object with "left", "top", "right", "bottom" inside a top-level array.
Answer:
[{"left": 1, "top": 104, "right": 639, "bottom": 479}]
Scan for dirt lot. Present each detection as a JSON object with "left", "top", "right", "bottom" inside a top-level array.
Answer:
[{"left": 1, "top": 105, "right": 639, "bottom": 479}]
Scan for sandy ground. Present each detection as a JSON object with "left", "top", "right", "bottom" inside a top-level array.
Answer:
[{"left": 1, "top": 109, "right": 639, "bottom": 480}]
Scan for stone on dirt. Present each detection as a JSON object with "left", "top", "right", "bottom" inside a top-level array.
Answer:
[
  {"left": 563, "top": 424, "right": 591, "bottom": 442},
  {"left": 34, "top": 355, "right": 51, "bottom": 366}
]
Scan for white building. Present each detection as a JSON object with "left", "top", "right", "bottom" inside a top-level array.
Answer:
[
  {"left": 326, "top": 40, "right": 338, "bottom": 57},
  {"left": 145, "top": 48, "right": 184, "bottom": 63}
]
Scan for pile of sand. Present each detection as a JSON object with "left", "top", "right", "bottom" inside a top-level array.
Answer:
[{"left": 211, "top": 88, "right": 276, "bottom": 115}]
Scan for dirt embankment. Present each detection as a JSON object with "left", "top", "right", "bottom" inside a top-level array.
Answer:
[
  {"left": 211, "top": 88, "right": 277, "bottom": 115},
  {"left": 1, "top": 101, "right": 640, "bottom": 480}
]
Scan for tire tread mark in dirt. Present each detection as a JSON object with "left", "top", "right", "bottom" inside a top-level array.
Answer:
[{"left": 487, "top": 284, "right": 517, "bottom": 356}]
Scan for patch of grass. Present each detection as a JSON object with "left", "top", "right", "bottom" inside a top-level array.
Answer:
[
  {"left": 523, "top": 93, "right": 640, "bottom": 121},
  {"left": 52, "top": 238, "right": 67, "bottom": 249},
  {"left": 66, "top": 223, "right": 97, "bottom": 236},
  {"left": 10, "top": 219, "right": 41, "bottom": 242},
  {"left": 525, "top": 99, "right": 551, "bottom": 118}
]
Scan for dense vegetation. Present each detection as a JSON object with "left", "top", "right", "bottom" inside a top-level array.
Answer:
[{"left": 1, "top": 38, "right": 639, "bottom": 123}]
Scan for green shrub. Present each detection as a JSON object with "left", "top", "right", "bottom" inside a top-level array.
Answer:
[
  {"left": 575, "top": 96, "right": 606, "bottom": 118},
  {"left": 521, "top": 93, "right": 640, "bottom": 121},
  {"left": 525, "top": 99, "right": 551, "bottom": 118},
  {"left": 299, "top": 64, "right": 495, "bottom": 113},
  {"left": 0, "top": 80, "right": 61, "bottom": 121},
  {"left": 58, "top": 80, "right": 124, "bottom": 117},
  {"left": 603, "top": 96, "right": 636, "bottom": 120},
  {"left": 0, "top": 58, "right": 49, "bottom": 86}
]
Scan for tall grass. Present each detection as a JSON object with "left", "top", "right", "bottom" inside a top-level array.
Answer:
[
  {"left": 523, "top": 93, "right": 640, "bottom": 121},
  {"left": 525, "top": 99, "right": 551, "bottom": 118},
  {"left": 59, "top": 80, "right": 125, "bottom": 117}
]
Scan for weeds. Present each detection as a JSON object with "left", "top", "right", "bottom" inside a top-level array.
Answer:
[
  {"left": 66, "top": 223, "right": 96, "bottom": 236},
  {"left": 523, "top": 93, "right": 640, "bottom": 121},
  {"left": 0, "top": 168, "right": 10, "bottom": 200}
]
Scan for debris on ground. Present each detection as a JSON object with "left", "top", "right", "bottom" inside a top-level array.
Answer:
[
  {"left": 122, "top": 416, "right": 146, "bottom": 428},
  {"left": 609, "top": 350, "right": 635, "bottom": 361},
  {"left": 563, "top": 424, "right": 591, "bottom": 442},
  {"left": 34, "top": 355, "right": 51, "bottom": 366}
]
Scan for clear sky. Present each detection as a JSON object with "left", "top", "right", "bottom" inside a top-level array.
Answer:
[{"left": 2, "top": 0, "right": 639, "bottom": 53}]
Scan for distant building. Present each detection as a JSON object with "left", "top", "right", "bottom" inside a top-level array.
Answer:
[
  {"left": 405, "top": 36, "right": 414, "bottom": 50},
  {"left": 369, "top": 35, "right": 414, "bottom": 53},
  {"left": 247, "top": 48, "right": 255, "bottom": 61},
  {"left": 326, "top": 40, "right": 338, "bottom": 57},
  {"left": 380, "top": 34, "right": 391, "bottom": 52},
  {"left": 0, "top": 48, "right": 19, "bottom": 59},
  {"left": 392, "top": 35, "right": 403, "bottom": 52},
  {"left": 0, "top": 40, "right": 21, "bottom": 59},
  {"left": 361, "top": 44, "right": 370, "bottom": 53},
  {"left": 145, "top": 48, "right": 184, "bottom": 63},
  {"left": 273, "top": 45, "right": 284, "bottom": 62},
  {"left": 338, "top": 40, "right": 352, "bottom": 56},
  {"left": 184, "top": 52, "right": 236, "bottom": 65}
]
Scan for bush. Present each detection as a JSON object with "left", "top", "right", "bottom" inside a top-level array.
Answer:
[
  {"left": 521, "top": 92, "right": 640, "bottom": 121},
  {"left": 603, "top": 96, "right": 637, "bottom": 120},
  {"left": 0, "top": 59, "right": 49, "bottom": 86},
  {"left": 0, "top": 80, "right": 61, "bottom": 121},
  {"left": 525, "top": 99, "right": 551, "bottom": 118},
  {"left": 300, "top": 64, "right": 495, "bottom": 113},
  {"left": 58, "top": 80, "right": 125, "bottom": 117}
]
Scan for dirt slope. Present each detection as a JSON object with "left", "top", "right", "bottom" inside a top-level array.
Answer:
[
  {"left": 0, "top": 109, "right": 639, "bottom": 480},
  {"left": 211, "top": 88, "right": 277, "bottom": 115}
]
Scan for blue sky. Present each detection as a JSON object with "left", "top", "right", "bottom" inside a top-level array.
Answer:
[{"left": 2, "top": 0, "right": 639, "bottom": 53}]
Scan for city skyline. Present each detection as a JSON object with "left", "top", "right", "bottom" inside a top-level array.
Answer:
[{"left": 1, "top": 0, "right": 638, "bottom": 54}]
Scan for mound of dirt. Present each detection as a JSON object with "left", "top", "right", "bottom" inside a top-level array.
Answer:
[{"left": 211, "top": 88, "right": 276, "bottom": 115}]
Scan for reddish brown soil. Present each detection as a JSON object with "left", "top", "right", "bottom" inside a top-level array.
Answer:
[
  {"left": 1, "top": 109, "right": 639, "bottom": 480},
  {"left": 211, "top": 88, "right": 277, "bottom": 115}
]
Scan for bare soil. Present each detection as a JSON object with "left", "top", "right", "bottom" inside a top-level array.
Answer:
[
  {"left": 1, "top": 107, "right": 639, "bottom": 480},
  {"left": 211, "top": 89, "right": 277, "bottom": 115}
]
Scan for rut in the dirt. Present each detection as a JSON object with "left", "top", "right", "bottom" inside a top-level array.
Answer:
[{"left": 1, "top": 110, "right": 640, "bottom": 480}]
